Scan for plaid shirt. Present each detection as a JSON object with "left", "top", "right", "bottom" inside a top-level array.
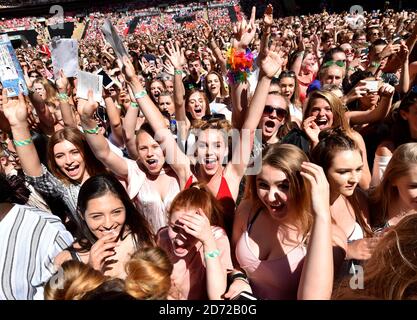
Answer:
[{"left": 25, "top": 164, "right": 81, "bottom": 227}]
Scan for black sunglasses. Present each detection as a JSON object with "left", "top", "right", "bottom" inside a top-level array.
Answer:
[
  {"left": 264, "top": 105, "right": 288, "bottom": 119},
  {"left": 201, "top": 113, "right": 226, "bottom": 121}
]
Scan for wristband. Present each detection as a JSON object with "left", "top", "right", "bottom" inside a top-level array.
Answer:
[
  {"left": 134, "top": 90, "right": 147, "bottom": 99},
  {"left": 131, "top": 102, "right": 139, "bottom": 109},
  {"left": 370, "top": 61, "right": 381, "bottom": 68},
  {"left": 174, "top": 69, "right": 184, "bottom": 76},
  {"left": 83, "top": 125, "right": 100, "bottom": 134},
  {"left": 204, "top": 249, "right": 220, "bottom": 260},
  {"left": 13, "top": 137, "right": 33, "bottom": 147}
]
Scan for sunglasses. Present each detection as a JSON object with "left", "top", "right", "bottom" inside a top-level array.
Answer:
[
  {"left": 322, "top": 60, "right": 345, "bottom": 68},
  {"left": 344, "top": 48, "right": 354, "bottom": 55},
  {"left": 201, "top": 113, "right": 226, "bottom": 121},
  {"left": 371, "top": 32, "right": 380, "bottom": 36},
  {"left": 264, "top": 105, "right": 288, "bottom": 119},
  {"left": 279, "top": 70, "right": 296, "bottom": 78}
]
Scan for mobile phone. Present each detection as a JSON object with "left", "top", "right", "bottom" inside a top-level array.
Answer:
[
  {"left": 364, "top": 80, "right": 379, "bottom": 92},
  {"left": 96, "top": 68, "right": 114, "bottom": 89},
  {"left": 231, "top": 291, "right": 257, "bottom": 300}
]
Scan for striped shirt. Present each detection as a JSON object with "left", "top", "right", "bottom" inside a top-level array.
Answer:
[{"left": 0, "top": 204, "right": 74, "bottom": 300}]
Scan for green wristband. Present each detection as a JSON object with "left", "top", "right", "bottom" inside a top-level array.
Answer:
[
  {"left": 131, "top": 102, "right": 139, "bottom": 109},
  {"left": 13, "top": 137, "right": 33, "bottom": 147},
  {"left": 205, "top": 249, "right": 220, "bottom": 260},
  {"left": 58, "top": 93, "right": 69, "bottom": 101},
  {"left": 134, "top": 90, "right": 147, "bottom": 99},
  {"left": 174, "top": 69, "right": 184, "bottom": 76},
  {"left": 83, "top": 125, "right": 100, "bottom": 134}
]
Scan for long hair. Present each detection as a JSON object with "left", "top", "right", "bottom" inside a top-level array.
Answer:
[
  {"left": 33, "top": 78, "right": 58, "bottom": 105},
  {"left": 185, "top": 89, "right": 211, "bottom": 121},
  {"left": 47, "top": 127, "right": 107, "bottom": 185},
  {"left": 333, "top": 214, "right": 417, "bottom": 300},
  {"left": 278, "top": 70, "right": 301, "bottom": 108},
  {"left": 310, "top": 129, "right": 373, "bottom": 236},
  {"left": 204, "top": 71, "right": 228, "bottom": 101},
  {"left": 168, "top": 182, "right": 225, "bottom": 229},
  {"left": 76, "top": 174, "right": 155, "bottom": 252},
  {"left": 245, "top": 143, "right": 312, "bottom": 237},
  {"left": 44, "top": 260, "right": 107, "bottom": 300},
  {"left": 370, "top": 143, "right": 417, "bottom": 228},
  {"left": 303, "top": 90, "right": 351, "bottom": 133},
  {"left": 125, "top": 246, "right": 173, "bottom": 300}
]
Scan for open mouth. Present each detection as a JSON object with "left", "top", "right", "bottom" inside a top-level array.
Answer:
[
  {"left": 194, "top": 107, "right": 203, "bottom": 115},
  {"left": 65, "top": 164, "right": 80, "bottom": 178},
  {"left": 172, "top": 238, "right": 188, "bottom": 255},
  {"left": 315, "top": 118, "right": 328, "bottom": 128},
  {"left": 204, "top": 158, "right": 217, "bottom": 170},
  {"left": 146, "top": 159, "right": 159, "bottom": 170},
  {"left": 268, "top": 203, "right": 286, "bottom": 213},
  {"left": 264, "top": 120, "right": 277, "bottom": 133}
]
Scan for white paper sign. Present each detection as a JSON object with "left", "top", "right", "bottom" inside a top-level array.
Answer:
[
  {"left": 101, "top": 19, "right": 128, "bottom": 60},
  {"left": 76, "top": 70, "right": 103, "bottom": 103},
  {"left": 51, "top": 38, "right": 79, "bottom": 79}
]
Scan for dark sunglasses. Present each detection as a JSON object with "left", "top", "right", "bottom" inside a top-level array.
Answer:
[
  {"left": 344, "top": 49, "right": 354, "bottom": 54},
  {"left": 264, "top": 105, "right": 288, "bottom": 119},
  {"left": 201, "top": 113, "right": 226, "bottom": 121}
]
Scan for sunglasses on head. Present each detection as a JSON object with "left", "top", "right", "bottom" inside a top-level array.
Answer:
[
  {"left": 202, "top": 113, "right": 226, "bottom": 121},
  {"left": 322, "top": 60, "right": 345, "bottom": 68},
  {"left": 264, "top": 105, "right": 288, "bottom": 119},
  {"left": 279, "top": 70, "right": 296, "bottom": 78}
]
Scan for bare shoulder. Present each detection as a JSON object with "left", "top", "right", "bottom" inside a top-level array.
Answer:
[{"left": 375, "top": 140, "right": 394, "bottom": 157}]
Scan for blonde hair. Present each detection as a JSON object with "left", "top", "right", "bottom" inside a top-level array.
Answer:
[
  {"left": 33, "top": 78, "right": 58, "bottom": 106},
  {"left": 370, "top": 143, "right": 417, "bottom": 227},
  {"left": 334, "top": 214, "right": 417, "bottom": 299},
  {"left": 245, "top": 143, "right": 312, "bottom": 237},
  {"left": 125, "top": 247, "right": 173, "bottom": 300},
  {"left": 44, "top": 260, "right": 107, "bottom": 300}
]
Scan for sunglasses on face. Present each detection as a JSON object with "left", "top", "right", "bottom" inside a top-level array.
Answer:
[
  {"left": 344, "top": 49, "right": 354, "bottom": 55},
  {"left": 264, "top": 105, "right": 288, "bottom": 119},
  {"left": 201, "top": 113, "right": 226, "bottom": 121}
]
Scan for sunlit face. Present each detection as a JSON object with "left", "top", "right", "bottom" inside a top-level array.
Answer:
[
  {"left": 150, "top": 81, "right": 164, "bottom": 102},
  {"left": 168, "top": 208, "right": 199, "bottom": 257},
  {"left": 188, "top": 60, "right": 201, "bottom": 75},
  {"left": 308, "top": 98, "right": 334, "bottom": 130},
  {"left": 33, "top": 82, "right": 46, "bottom": 100},
  {"left": 302, "top": 53, "right": 316, "bottom": 72},
  {"left": 279, "top": 77, "right": 295, "bottom": 99},
  {"left": 53, "top": 140, "right": 87, "bottom": 183},
  {"left": 373, "top": 44, "right": 388, "bottom": 69},
  {"left": 203, "top": 59, "right": 212, "bottom": 72},
  {"left": 164, "top": 79, "right": 174, "bottom": 93},
  {"left": 327, "top": 150, "right": 363, "bottom": 197},
  {"left": 206, "top": 74, "right": 221, "bottom": 98},
  {"left": 158, "top": 95, "right": 175, "bottom": 116},
  {"left": 196, "top": 129, "right": 228, "bottom": 177},
  {"left": 136, "top": 131, "right": 165, "bottom": 175},
  {"left": 322, "top": 66, "right": 344, "bottom": 86},
  {"left": 252, "top": 40, "right": 261, "bottom": 52},
  {"left": 84, "top": 191, "right": 126, "bottom": 240},
  {"left": 393, "top": 166, "right": 417, "bottom": 211},
  {"left": 186, "top": 92, "right": 206, "bottom": 120},
  {"left": 256, "top": 165, "right": 293, "bottom": 221},
  {"left": 259, "top": 95, "right": 288, "bottom": 141}
]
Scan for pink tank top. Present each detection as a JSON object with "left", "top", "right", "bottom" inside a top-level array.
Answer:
[{"left": 235, "top": 209, "right": 307, "bottom": 300}]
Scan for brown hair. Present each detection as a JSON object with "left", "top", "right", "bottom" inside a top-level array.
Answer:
[
  {"left": 47, "top": 127, "right": 106, "bottom": 184},
  {"left": 245, "top": 143, "right": 312, "bottom": 237},
  {"left": 205, "top": 71, "right": 228, "bottom": 100},
  {"left": 333, "top": 214, "right": 417, "bottom": 300},
  {"left": 125, "top": 246, "right": 173, "bottom": 300},
  {"left": 168, "top": 182, "right": 225, "bottom": 229},
  {"left": 33, "top": 78, "right": 58, "bottom": 106},
  {"left": 185, "top": 89, "right": 211, "bottom": 121}
]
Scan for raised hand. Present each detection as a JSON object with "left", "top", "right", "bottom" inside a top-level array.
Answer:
[
  {"left": 232, "top": 6, "right": 256, "bottom": 50},
  {"left": 178, "top": 208, "right": 213, "bottom": 245},
  {"left": 1, "top": 89, "right": 28, "bottom": 127},
  {"left": 88, "top": 231, "right": 119, "bottom": 271},
  {"left": 300, "top": 161, "right": 330, "bottom": 216},
  {"left": 346, "top": 238, "right": 378, "bottom": 260},
  {"left": 378, "top": 83, "right": 395, "bottom": 97},
  {"left": 120, "top": 56, "right": 137, "bottom": 84},
  {"left": 302, "top": 116, "right": 320, "bottom": 145},
  {"left": 166, "top": 41, "right": 186, "bottom": 70},
  {"left": 77, "top": 89, "right": 99, "bottom": 119},
  {"left": 202, "top": 20, "right": 213, "bottom": 40},
  {"left": 163, "top": 59, "right": 175, "bottom": 76},
  {"left": 259, "top": 41, "right": 284, "bottom": 79},
  {"left": 56, "top": 69, "right": 69, "bottom": 94},
  {"left": 263, "top": 4, "right": 273, "bottom": 30}
]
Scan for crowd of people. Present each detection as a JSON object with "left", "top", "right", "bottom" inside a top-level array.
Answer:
[{"left": 1, "top": 0, "right": 417, "bottom": 301}]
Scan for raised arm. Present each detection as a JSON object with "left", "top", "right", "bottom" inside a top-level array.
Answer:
[
  {"left": 103, "top": 89, "right": 124, "bottom": 148},
  {"left": 1, "top": 89, "right": 42, "bottom": 177},
  {"left": 121, "top": 56, "right": 192, "bottom": 188},
  {"left": 56, "top": 70, "right": 77, "bottom": 128},
  {"left": 346, "top": 83, "right": 395, "bottom": 125},
  {"left": 298, "top": 162, "right": 333, "bottom": 300},
  {"left": 202, "top": 20, "right": 227, "bottom": 76},
  {"left": 29, "top": 91, "right": 55, "bottom": 135},
  {"left": 78, "top": 90, "right": 128, "bottom": 179}
]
